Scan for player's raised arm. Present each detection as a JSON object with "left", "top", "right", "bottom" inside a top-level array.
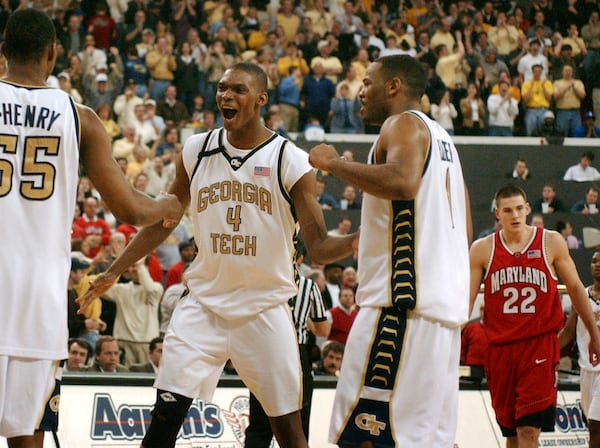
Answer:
[
  {"left": 78, "top": 104, "right": 183, "bottom": 228},
  {"left": 78, "top": 154, "right": 191, "bottom": 313}
]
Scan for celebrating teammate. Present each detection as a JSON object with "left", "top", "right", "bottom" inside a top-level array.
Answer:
[
  {"left": 77, "top": 62, "right": 356, "bottom": 448},
  {"left": 469, "top": 185, "right": 600, "bottom": 448},
  {"left": 309, "top": 54, "right": 472, "bottom": 447},
  {"left": 0, "top": 9, "right": 181, "bottom": 448}
]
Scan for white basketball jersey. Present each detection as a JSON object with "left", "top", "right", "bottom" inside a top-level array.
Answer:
[
  {"left": 0, "top": 81, "right": 80, "bottom": 359},
  {"left": 356, "top": 110, "right": 469, "bottom": 326},
  {"left": 577, "top": 289, "right": 600, "bottom": 372},
  {"left": 182, "top": 128, "right": 311, "bottom": 320}
]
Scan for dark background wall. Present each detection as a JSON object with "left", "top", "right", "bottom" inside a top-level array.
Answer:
[{"left": 299, "top": 137, "right": 600, "bottom": 285}]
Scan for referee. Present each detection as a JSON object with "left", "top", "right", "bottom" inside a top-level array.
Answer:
[{"left": 245, "top": 241, "right": 330, "bottom": 446}]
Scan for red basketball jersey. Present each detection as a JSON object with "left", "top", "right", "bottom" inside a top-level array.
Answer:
[{"left": 483, "top": 227, "right": 563, "bottom": 345}]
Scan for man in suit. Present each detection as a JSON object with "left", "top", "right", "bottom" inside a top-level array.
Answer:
[
  {"left": 81, "top": 336, "right": 129, "bottom": 372},
  {"left": 130, "top": 337, "right": 163, "bottom": 373}
]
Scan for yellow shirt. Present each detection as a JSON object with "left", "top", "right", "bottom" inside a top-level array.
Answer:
[
  {"left": 553, "top": 78, "right": 585, "bottom": 109},
  {"left": 277, "top": 13, "right": 300, "bottom": 44},
  {"left": 521, "top": 79, "right": 553, "bottom": 108}
]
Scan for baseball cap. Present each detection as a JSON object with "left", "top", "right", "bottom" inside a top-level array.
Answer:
[
  {"left": 95, "top": 73, "right": 108, "bottom": 83},
  {"left": 528, "top": 38, "right": 541, "bottom": 46},
  {"left": 585, "top": 111, "right": 596, "bottom": 120},
  {"left": 57, "top": 71, "right": 70, "bottom": 81},
  {"left": 71, "top": 255, "right": 91, "bottom": 271},
  {"left": 543, "top": 110, "right": 555, "bottom": 119},
  {"left": 144, "top": 99, "right": 156, "bottom": 107}
]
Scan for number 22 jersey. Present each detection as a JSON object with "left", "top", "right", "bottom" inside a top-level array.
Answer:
[{"left": 483, "top": 227, "right": 563, "bottom": 345}]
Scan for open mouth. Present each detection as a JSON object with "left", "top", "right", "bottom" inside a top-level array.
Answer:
[{"left": 222, "top": 108, "right": 237, "bottom": 119}]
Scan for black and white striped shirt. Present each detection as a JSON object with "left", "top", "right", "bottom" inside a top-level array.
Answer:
[{"left": 289, "top": 275, "right": 328, "bottom": 344}]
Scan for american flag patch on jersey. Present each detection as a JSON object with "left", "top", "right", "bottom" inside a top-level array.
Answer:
[
  {"left": 254, "top": 166, "right": 271, "bottom": 176},
  {"left": 527, "top": 249, "right": 541, "bottom": 259}
]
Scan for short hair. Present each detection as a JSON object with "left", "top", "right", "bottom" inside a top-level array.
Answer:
[
  {"left": 149, "top": 336, "right": 163, "bottom": 352},
  {"left": 3, "top": 9, "right": 56, "bottom": 62},
  {"left": 582, "top": 151, "right": 595, "bottom": 162},
  {"left": 375, "top": 55, "right": 427, "bottom": 100},
  {"left": 229, "top": 62, "right": 268, "bottom": 93},
  {"left": 95, "top": 335, "right": 117, "bottom": 355},
  {"left": 495, "top": 184, "right": 527, "bottom": 206},
  {"left": 531, "top": 64, "right": 543, "bottom": 71},
  {"left": 587, "top": 185, "right": 599, "bottom": 195},
  {"left": 68, "top": 338, "right": 92, "bottom": 356},
  {"left": 555, "top": 220, "right": 567, "bottom": 233},
  {"left": 322, "top": 341, "right": 345, "bottom": 357}
]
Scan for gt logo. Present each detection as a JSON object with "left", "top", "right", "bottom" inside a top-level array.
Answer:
[
  {"left": 355, "top": 413, "right": 386, "bottom": 436},
  {"left": 230, "top": 158, "right": 242, "bottom": 168}
]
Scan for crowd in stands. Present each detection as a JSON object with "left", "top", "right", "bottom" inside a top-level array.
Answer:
[
  {"left": 1, "top": 0, "right": 599, "bottom": 139},
  {"left": 3, "top": 0, "right": 600, "bottom": 375}
]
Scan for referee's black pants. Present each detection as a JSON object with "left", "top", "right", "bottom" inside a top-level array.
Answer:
[{"left": 244, "top": 344, "right": 313, "bottom": 447}]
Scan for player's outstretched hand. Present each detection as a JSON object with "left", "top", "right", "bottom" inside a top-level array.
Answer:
[
  {"left": 157, "top": 191, "right": 184, "bottom": 229},
  {"left": 589, "top": 338, "right": 600, "bottom": 366},
  {"left": 76, "top": 272, "right": 119, "bottom": 314},
  {"left": 309, "top": 143, "right": 341, "bottom": 171}
]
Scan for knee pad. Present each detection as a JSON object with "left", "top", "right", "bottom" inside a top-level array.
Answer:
[{"left": 142, "top": 390, "right": 193, "bottom": 448}]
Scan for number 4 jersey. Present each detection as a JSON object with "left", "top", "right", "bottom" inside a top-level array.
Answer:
[
  {"left": 0, "top": 81, "right": 79, "bottom": 359},
  {"left": 483, "top": 227, "right": 563, "bottom": 344},
  {"left": 181, "top": 128, "right": 311, "bottom": 320}
]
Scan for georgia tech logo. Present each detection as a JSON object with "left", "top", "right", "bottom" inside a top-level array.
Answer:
[
  {"left": 355, "top": 413, "right": 386, "bottom": 436},
  {"left": 49, "top": 395, "right": 60, "bottom": 413},
  {"left": 230, "top": 157, "right": 242, "bottom": 168}
]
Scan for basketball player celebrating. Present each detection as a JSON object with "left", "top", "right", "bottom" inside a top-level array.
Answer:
[
  {"left": 309, "top": 54, "right": 472, "bottom": 447},
  {"left": 78, "top": 62, "right": 356, "bottom": 448},
  {"left": 0, "top": 10, "right": 181, "bottom": 448},
  {"left": 470, "top": 185, "right": 600, "bottom": 448}
]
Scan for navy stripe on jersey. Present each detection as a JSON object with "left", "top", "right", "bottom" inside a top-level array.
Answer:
[
  {"left": 288, "top": 276, "right": 327, "bottom": 344},
  {"left": 68, "top": 96, "right": 80, "bottom": 146},
  {"left": 390, "top": 201, "right": 416, "bottom": 310},
  {"left": 220, "top": 129, "right": 279, "bottom": 171},
  {"left": 277, "top": 140, "right": 296, "bottom": 217},
  {"left": 337, "top": 307, "right": 407, "bottom": 447},
  {"left": 190, "top": 129, "right": 219, "bottom": 181}
]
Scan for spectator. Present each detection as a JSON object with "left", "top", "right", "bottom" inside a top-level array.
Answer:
[
  {"left": 144, "top": 99, "right": 166, "bottom": 138},
  {"left": 313, "top": 340, "right": 344, "bottom": 376},
  {"left": 460, "top": 81, "right": 486, "bottom": 135},
  {"left": 531, "top": 110, "right": 565, "bottom": 144},
  {"left": 301, "top": 62, "right": 335, "bottom": 132},
  {"left": 581, "top": 10, "right": 600, "bottom": 54},
  {"left": 124, "top": 9, "right": 148, "bottom": 50},
  {"left": 339, "top": 185, "right": 361, "bottom": 210},
  {"left": 81, "top": 336, "right": 129, "bottom": 372},
  {"left": 431, "top": 90, "right": 458, "bottom": 135},
  {"left": 550, "top": 42, "right": 583, "bottom": 82},
  {"left": 276, "top": 41, "right": 309, "bottom": 80},
  {"left": 61, "top": 13, "right": 86, "bottom": 58},
  {"left": 155, "top": 126, "right": 182, "bottom": 161},
  {"left": 434, "top": 31, "right": 466, "bottom": 92},
  {"left": 144, "top": 157, "right": 174, "bottom": 197},
  {"left": 277, "top": 66, "right": 302, "bottom": 132},
  {"left": 67, "top": 256, "right": 105, "bottom": 343},
  {"left": 315, "top": 177, "right": 339, "bottom": 210},
  {"left": 570, "top": 186, "right": 600, "bottom": 214},
  {"left": 86, "top": 2, "right": 118, "bottom": 51},
  {"left": 74, "top": 197, "right": 112, "bottom": 258},
  {"left": 57, "top": 71, "right": 83, "bottom": 103},
  {"left": 489, "top": 69, "right": 521, "bottom": 101},
  {"left": 131, "top": 104, "right": 158, "bottom": 146},
  {"left": 487, "top": 11, "right": 520, "bottom": 64},
  {"left": 329, "top": 82, "right": 361, "bottom": 134},
  {"left": 564, "top": 151, "right": 600, "bottom": 182},
  {"left": 553, "top": 65, "right": 586, "bottom": 136},
  {"left": 129, "top": 337, "right": 164, "bottom": 373},
  {"left": 328, "top": 216, "right": 352, "bottom": 237},
  {"left": 562, "top": 23, "right": 587, "bottom": 60},
  {"left": 78, "top": 34, "right": 108, "bottom": 76},
  {"left": 304, "top": 0, "right": 333, "bottom": 38},
  {"left": 157, "top": 85, "right": 191, "bottom": 128},
  {"left": 113, "top": 124, "right": 150, "bottom": 164},
  {"left": 164, "top": 239, "right": 196, "bottom": 289},
  {"left": 65, "top": 339, "right": 92, "bottom": 372},
  {"left": 96, "top": 104, "right": 121, "bottom": 141},
  {"left": 415, "top": 30, "right": 437, "bottom": 70},
  {"left": 487, "top": 80, "right": 519, "bottom": 137},
  {"left": 556, "top": 221, "right": 580, "bottom": 249},
  {"left": 102, "top": 259, "right": 163, "bottom": 366},
  {"left": 146, "top": 37, "right": 177, "bottom": 100},
  {"left": 335, "top": 1, "right": 364, "bottom": 36},
  {"left": 532, "top": 184, "right": 566, "bottom": 214},
  {"left": 326, "top": 287, "right": 357, "bottom": 345},
  {"left": 174, "top": 41, "right": 201, "bottom": 113},
  {"left": 202, "top": 39, "right": 235, "bottom": 111},
  {"left": 276, "top": 0, "right": 300, "bottom": 44},
  {"left": 505, "top": 158, "right": 530, "bottom": 180},
  {"left": 82, "top": 70, "right": 123, "bottom": 113},
  {"left": 529, "top": 213, "right": 545, "bottom": 228},
  {"left": 113, "top": 80, "right": 144, "bottom": 128},
  {"left": 521, "top": 63, "right": 553, "bottom": 136},
  {"left": 310, "top": 39, "right": 343, "bottom": 84},
  {"left": 573, "top": 111, "right": 600, "bottom": 138},
  {"left": 517, "top": 38, "right": 548, "bottom": 82}
]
